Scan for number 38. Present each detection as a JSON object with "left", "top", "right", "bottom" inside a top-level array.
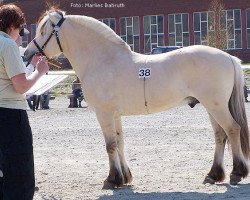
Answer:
[{"left": 139, "top": 68, "right": 151, "bottom": 78}]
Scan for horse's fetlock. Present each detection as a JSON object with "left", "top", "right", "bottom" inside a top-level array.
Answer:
[
  {"left": 207, "top": 164, "right": 225, "bottom": 182},
  {"left": 230, "top": 158, "right": 248, "bottom": 185},
  {"left": 232, "top": 159, "right": 249, "bottom": 178},
  {"left": 107, "top": 167, "right": 124, "bottom": 187}
]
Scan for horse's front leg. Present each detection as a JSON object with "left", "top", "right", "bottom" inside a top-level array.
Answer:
[
  {"left": 96, "top": 111, "right": 124, "bottom": 189},
  {"left": 115, "top": 116, "right": 133, "bottom": 184}
]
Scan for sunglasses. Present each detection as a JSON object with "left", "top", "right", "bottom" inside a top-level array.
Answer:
[{"left": 19, "top": 25, "right": 24, "bottom": 36}]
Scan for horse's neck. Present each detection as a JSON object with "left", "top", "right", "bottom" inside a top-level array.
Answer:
[{"left": 62, "top": 21, "right": 132, "bottom": 78}]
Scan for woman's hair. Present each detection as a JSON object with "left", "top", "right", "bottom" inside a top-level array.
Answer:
[{"left": 0, "top": 4, "right": 26, "bottom": 33}]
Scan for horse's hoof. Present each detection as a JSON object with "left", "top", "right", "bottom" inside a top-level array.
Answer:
[
  {"left": 230, "top": 174, "right": 242, "bottom": 185},
  {"left": 102, "top": 179, "right": 117, "bottom": 190},
  {"left": 203, "top": 176, "right": 216, "bottom": 184},
  {"left": 102, "top": 174, "right": 124, "bottom": 190}
]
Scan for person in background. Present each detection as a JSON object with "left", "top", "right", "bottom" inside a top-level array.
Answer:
[
  {"left": 0, "top": 4, "right": 49, "bottom": 200},
  {"left": 25, "top": 55, "right": 41, "bottom": 111},
  {"left": 244, "top": 84, "right": 248, "bottom": 102},
  {"left": 16, "top": 34, "right": 41, "bottom": 111},
  {"left": 69, "top": 77, "right": 84, "bottom": 108},
  {"left": 39, "top": 89, "right": 50, "bottom": 109}
]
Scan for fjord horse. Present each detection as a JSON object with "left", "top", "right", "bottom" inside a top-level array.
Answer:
[{"left": 24, "top": 9, "right": 249, "bottom": 188}]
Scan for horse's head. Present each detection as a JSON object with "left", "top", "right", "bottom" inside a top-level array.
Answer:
[{"left": 24, "top": 8, "right": 66, "bottom": 62}]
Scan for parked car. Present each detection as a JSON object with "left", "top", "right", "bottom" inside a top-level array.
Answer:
[{"left": 151, "top": 46, "right": 182, "bottom": 54}]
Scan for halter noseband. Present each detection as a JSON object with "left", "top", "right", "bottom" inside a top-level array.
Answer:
[{"left": 33, "top": 16, "right": 65, "bottom": 57}]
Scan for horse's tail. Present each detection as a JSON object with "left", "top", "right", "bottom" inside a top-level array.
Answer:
[{"left": 228, "top": 56, "right": 250, "bottom": 159}]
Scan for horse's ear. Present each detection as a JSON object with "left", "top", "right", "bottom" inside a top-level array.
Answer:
[{"left": 48, "top": 12, "right": 61, "bottom": 25}]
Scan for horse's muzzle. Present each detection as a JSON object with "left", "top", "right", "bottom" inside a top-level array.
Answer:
[{"left": 23, "top": 49, "right": 37, "bottom": 63}]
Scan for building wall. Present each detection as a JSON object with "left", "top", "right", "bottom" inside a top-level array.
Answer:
[
  {"left": 12, "top": 0, "right": 250, "bottom": 23},
  {"left": 5, "top": 0, "right": 250, "bottom": 62}
]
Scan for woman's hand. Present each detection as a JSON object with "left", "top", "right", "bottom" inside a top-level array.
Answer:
[
  {"left": 11, "top": 56, "right": 50, "bottom": 94},
  {"left": 35, "top": 56, "right": 49, "bottom": 75}
]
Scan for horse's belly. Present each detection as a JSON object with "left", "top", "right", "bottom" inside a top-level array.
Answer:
[
  {"left": 119, "top": 99, "right": 183, "bottom": 116},
  {"left": 116, "top": 76, "right": 186, "bottom": 115},
  {"left": 146, "top": 96, "right": 185, "bottom": 114},
  {"left": 118, "top": 90, "right": 184, "bottom": 116},
  {"left": 117, "top": 99, "right": 151, "bottom": 115}
]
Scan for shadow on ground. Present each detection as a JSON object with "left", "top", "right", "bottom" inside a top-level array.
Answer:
[{"left": 97, "top": 184, "right": 250, "bottom": 200}]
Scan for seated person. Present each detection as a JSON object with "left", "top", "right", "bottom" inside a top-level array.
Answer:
[
  {"left": 69, "top": 77, "right": 84, "bottom": 108},
  {"left": 73, "top": 88, "right": 84, "bottom": 107}
]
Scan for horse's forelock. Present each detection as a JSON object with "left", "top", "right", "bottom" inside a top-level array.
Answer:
[
  {"left": 36, "top": 8, "right": 65, "bottom": 36},
  {"left": 46, "top": 8, "right": 65, "bottom": 19},
  {"left": 36, "top": 15, "right": 49, "bottom": 36}
]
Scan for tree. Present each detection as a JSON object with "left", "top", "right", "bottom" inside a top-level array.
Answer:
[{"left": 207, "top": 0, "right": 230, "bottom": 50}]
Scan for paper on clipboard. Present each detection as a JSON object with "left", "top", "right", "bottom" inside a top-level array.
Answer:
[{"left": 26, "top": 74, "right": 68, "bottom": 95}]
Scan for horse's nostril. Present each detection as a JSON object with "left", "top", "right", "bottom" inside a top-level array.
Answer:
[
  {"left": 23, "top": 50, "right": 29, "bottom": 57},
  {"left": 23, "top": 51, "right": 35, "bottom": 63}
]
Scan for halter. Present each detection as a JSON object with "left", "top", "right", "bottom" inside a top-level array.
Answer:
[{"left": 33, "top": 16, "right": 65, "bottom": 57}]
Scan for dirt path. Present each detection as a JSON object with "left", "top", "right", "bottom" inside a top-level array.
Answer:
[{"left": 30, "top": 96, "right": 250, "bottom": 200}]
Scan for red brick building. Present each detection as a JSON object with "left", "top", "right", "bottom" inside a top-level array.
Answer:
[{"left": 3, "top": 0, "right": 250, "bottom": 62}]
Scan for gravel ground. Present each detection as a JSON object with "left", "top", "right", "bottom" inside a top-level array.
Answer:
[{"left": 30, "top": 96, "right": 250, "bottom": 200}]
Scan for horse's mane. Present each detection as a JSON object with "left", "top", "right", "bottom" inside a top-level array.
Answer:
[
  {"left": 69, "top": 15, "right": 131, "bottom": 50},
  {"left": 37, "top": 8, "right": 131, "bottom": 50}
]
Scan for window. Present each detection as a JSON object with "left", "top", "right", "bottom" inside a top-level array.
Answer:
[
  {"left": 31, "top": 24, "right": 37, "bottom": 40},
  {"left": 220, "top": 9, "right": 242, "bottom": 49},
  {"left": 120, "top": 16, "right": 140, "bottom": 52},
  {"left": 194, "top": 12, "right": 215, "bottom": 45},
  {"left": 143, "top": 15, "right": 164, "bottom": 53},
  {"left": 22, "top": 24, "right": 28, "bottom": 47},
  {"left": 247, "top": 9, "right": 250, "bottom": 49},
  {"left": 100, "top": 18, "right": 116, "bottom": 32},
  {"left": 168, "top": 13, "right": 189, "bottom": 46}
]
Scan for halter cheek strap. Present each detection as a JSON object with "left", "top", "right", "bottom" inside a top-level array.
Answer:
[
  {"left": 33, "top": 16, "right": 65, "bottom": 57},
  {"left": 52, "top": 17, "right": 65, "bottom": 52}
]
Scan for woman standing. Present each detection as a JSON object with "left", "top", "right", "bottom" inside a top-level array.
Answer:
[{"left": 0, "top": 4, "right": 49, "bottom": 200}]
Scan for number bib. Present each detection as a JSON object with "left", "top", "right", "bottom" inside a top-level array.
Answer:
[{"left": 139, "top": 68, "right": 151, "bottom": 78}]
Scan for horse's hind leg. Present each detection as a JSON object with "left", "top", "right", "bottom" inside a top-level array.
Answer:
[
  {"left": 203, "top": 114, "right": 227, "bottom": 184},
  {"left": 206, "top": 106, "right": 249, "bottom": 185},
  {"left": 95, "top": 111, "right": 124, "bottom": 189},
  {"left": 115, "top": 116, "right": 133, "bottom": 184}
]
